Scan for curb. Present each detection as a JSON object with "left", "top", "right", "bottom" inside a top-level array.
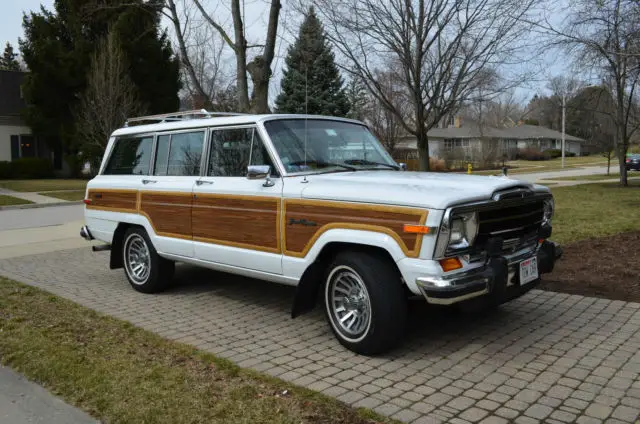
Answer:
[{"left": 0, "top": 201, "right": 83, "bottom": 211}]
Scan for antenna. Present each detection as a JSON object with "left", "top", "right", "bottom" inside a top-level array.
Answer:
[{"left": 302, "top": 68, "right": 309, "bottom": 183}]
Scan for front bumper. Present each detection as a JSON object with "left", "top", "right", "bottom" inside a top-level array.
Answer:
[{"left": 416, "top": 240, "right": 562, "bottom": 305}]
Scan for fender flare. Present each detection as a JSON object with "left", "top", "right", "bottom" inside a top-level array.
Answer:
[{"left": 291, "top": 228, "right": 408, "bottom": 318}]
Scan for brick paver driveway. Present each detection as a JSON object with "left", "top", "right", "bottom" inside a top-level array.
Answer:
[{"left": 1, "top": 248, "right": 639, "bottom": 424}]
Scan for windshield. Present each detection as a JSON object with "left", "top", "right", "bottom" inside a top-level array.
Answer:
[{"left": 263, "top": 119, "right": 398, "bottom": 174}]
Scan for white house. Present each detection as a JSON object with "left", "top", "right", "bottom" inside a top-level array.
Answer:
[{"left": 0, "top": 70, "right": 54, "bottom": 164}]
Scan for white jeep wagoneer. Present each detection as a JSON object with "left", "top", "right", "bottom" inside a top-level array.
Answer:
[{"left": 81, "top": 110, "right": 562, "bottom": 354}]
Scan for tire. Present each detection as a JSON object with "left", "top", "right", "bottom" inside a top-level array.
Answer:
[
  {"left": 324, "top": 250, "right": 407, "bottom": 355},
  {"left": 122, "top": 227, "right": 174, "bottom": 293}
]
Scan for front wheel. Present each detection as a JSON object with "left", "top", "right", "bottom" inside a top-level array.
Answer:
[
  {"left": 324, "top": 251, "right": 407, "bottom": 355},
  {"left": 122, "top": 227, "right": 174, "bottom": 293}
]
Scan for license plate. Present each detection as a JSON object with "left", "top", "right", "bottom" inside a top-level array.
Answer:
[{"left": 519, "top": 257, "right": 539, "bottom": 285}]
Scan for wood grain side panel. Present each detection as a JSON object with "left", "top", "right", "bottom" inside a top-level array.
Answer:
[
  {"left": 139, "top": 192, "right": 193, "bottom": 239},
  {"left": 284, "top": 200, "right": 428, "bottom": 258},
  {"left": 86, "top": 189, "right": 137, "bottom": 212},
  {"left": 192, "top": 195, "right": 280, "bottom": 252}
]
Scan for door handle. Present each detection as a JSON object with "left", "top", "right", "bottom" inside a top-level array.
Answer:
[
  {"left": 142, "top": 179, "right": 157, "bottom": 184},
  {"left": 196, "top": 180, "right": 214, "bottom": 185}
]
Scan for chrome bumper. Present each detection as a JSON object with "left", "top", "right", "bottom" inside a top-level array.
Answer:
[
  {"left": 80, "top": 225, "right": 94, "bottom": 241},
  {"left": 416, "top": 241, "right": 560, "bottom": 305}
]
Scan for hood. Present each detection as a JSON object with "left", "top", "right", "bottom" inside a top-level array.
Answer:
[{"left": 297, "top": 170, "right": 548, "bottom": 210}]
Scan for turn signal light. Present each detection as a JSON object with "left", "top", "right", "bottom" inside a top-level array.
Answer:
[
  {"left": 439, "top": 257, "right": 463, "bottom": 272},
  {"left": 403, "top": 224, "right": 430, "bottom": 234}
]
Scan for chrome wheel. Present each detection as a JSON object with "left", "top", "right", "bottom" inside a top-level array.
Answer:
[
  {"left": 124, "top": 233, "right": 151, "bottom": 285},
  {"left": 326, "top": 265, "right": 372, "bottom": 342}
]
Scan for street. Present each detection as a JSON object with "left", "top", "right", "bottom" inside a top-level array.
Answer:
[{"left": 0, "top": 205, "right": 95, "bottom": 260}]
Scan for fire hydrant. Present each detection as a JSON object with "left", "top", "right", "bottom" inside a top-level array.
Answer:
[{"left": 467, "top": 163, "right": 472, "bottom": 174}]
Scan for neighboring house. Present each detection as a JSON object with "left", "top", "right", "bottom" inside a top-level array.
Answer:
[
  {"left": 395, "top": 122, "right": 584, "bottom": 162},
  {"left": 0, "top": 70, "right": 52, "bottom": 163}
]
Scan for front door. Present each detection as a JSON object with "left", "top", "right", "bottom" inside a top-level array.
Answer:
[
  {"left": 138, "top": 130, "right": 206, "bottom": 258},
  {"left": 192, "top": 126, "right": 283, "bottom": 275}
]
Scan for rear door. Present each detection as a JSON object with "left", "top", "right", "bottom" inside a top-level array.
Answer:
[
  {"left": 138, "top": 130, "right": 207, "bottom": 258},
  {"left": 192, "top": 125, "right": 283, "bottom": 274}
]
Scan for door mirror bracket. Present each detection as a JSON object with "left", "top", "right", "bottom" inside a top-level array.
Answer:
[{"left": 247, "top": 165, "right": 275, "bottom": 187}]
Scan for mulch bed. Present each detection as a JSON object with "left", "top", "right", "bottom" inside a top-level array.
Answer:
[{"left": 539, "top": 231, "right": 640, "bottom": 303}]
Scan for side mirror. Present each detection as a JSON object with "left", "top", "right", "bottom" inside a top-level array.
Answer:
[
  {"left": 247, "top": 165, "right": 275, "bottom": 187},
  {"left": 399, "top": 162, "right": 407, "bottom": 171}
]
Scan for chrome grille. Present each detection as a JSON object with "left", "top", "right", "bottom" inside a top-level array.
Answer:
[{"left": 476, "top": 201, "right": 544, "bottom": 249}]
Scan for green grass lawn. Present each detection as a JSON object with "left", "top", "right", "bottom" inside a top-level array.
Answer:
[
  {"left": 0, "top": 277, "right": 394, "bottom": 424},
  {"left": 551, "top": 181, "right": 640, "bottom": 245},
  {"left": 40, "top": 190, "right": 86, "bottom": 201},
  {"left": 471, "top": 156, "right": 609, "bottom": 176},
  {"left": 0, "top": 194, "right": 33, "bottom": 206},
  {"left": 541, "top": 172, "right": 640, "bottom": 182},
  {"left": 0, "top": 179, "right": 88, "bottom": 192}
]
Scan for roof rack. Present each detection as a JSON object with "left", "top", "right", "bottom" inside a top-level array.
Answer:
[{"left": 124, "top": 109, "right": 247, "bottom": 127}]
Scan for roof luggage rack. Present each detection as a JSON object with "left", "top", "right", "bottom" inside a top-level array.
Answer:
[{"left": 124, "top": 109, "right": 247, "bottom": 127}]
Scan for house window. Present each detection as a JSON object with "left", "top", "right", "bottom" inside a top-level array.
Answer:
[{"left": 444, "top": 139, "right": 470, "bottom": 151}]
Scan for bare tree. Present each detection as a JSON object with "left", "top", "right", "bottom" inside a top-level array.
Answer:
[
  {"left": 75, "top": 30, "right": 146, "bottom": 172},
  {"left": 165, "top": 0, "right": 233, "bottom": 110},
  {"left": 365, "top": 68, "right": 410, "bottom": 156},
  {"left": 567, "top": 85, "right": 617, "bottom": 174},
  {"left": 184, "top": 0, "right": 282, "bottom": 113},
  {"left": 541, "top": 0, "right": 640, "bottom": 185},
  {"left": 313, "top": 0, "right": 540, "bottom": 170}
]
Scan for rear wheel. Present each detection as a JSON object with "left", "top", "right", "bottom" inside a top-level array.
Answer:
[
  {"left": 324, "top": 251, "right": 407, "bottom": 355},
  {"left": 122, "top": 227, "right": 174, "bottom": 293}
]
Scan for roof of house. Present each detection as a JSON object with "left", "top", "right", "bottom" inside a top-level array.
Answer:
[
  {"left": 501, "top": 124, "right": 583, "bottom": 142},
  {"left": 0, "top": 70, "right": 27, "bottom": 117},
  {"left": 421, "top": 123, "right": 584, "bottom": 142}
]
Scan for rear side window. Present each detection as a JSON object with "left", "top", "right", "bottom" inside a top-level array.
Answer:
[
  {"left": 104, "top": 136, "right": 153, "bottom": 175},
  {"left": 154, "top": 131, "right": 205, "bottom": 176}
]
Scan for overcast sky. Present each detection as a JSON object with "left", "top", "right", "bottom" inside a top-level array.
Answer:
[{"left": 2, "top": 0, "right": 567, "bottom": 106}]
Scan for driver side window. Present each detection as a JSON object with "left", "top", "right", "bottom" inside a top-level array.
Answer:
[{"left": 207, "top": 127, "right": 278, "bottom": 177}]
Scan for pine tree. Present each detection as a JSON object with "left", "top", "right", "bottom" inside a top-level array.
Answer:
[
  {"left": 345, "top": 78, "right": 369, "bottom": 121},
  {"left": 275, "top": 7, "right": 350, "bottom": 117},
  {"left": 20, "top": 0, "right": 180, "bottom": 173},
  {"left": 0, "top": 42, "right": 21, "bottom": 71}
]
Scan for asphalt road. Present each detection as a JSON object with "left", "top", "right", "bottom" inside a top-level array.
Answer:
[
  {"left": 0, "top": 365, "right": 96, "bottom": 424},
  {"left": 0, "top": 204, "right": 84, "bottom": 231},
  {"left": 0, "top": 205, "right": 96, "bottom": 260}
]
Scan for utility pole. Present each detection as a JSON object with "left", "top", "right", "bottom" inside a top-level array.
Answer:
[{"left": 561, "top": 93, "right": 566, "bottom": 168}]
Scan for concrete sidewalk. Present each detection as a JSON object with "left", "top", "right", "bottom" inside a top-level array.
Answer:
[
  {"left": 0, "top": 187, "right": 66, "bottom": 204},
  {"left": 0, "top": 365, "right": 97, "bottom": 424}
]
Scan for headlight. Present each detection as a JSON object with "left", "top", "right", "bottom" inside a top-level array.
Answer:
[
  {"left": 543, "top": 198, "right": 554, "bottom": 225},
  {"left": 447, "top": 211, "right": 479, "bottom": 250}
]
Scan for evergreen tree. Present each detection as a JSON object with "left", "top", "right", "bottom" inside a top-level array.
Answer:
[
  {"left": 275, "top": 7, "right": 350, "bottom": 117},
  {"left": 1, "top": 42, "right": 21, "bottom": 71},
  {"left": 20, "top": 0, "right": 180, "bottom": 173},
  {"left": 345, "top": 77, "right": 369, "bottom": 121}
]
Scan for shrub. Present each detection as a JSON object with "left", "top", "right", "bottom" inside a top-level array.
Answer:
[
  {"left": 517, "top": 148, "right": 550, "bottom": 161},
  {"left": 0, "top": 161, "right": 13, "bottom": 179},
  {"left": 430, "top": 157, "right": 446, "bottom": 171},
  {"left": 11, "top": 158, "right": 55, "bottom": 179},
  {"left": 545, "top": 149, "right": 563, "bottom": 159}
]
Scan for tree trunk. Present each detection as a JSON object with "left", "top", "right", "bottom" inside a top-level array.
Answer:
[
  {"left": 618, "top": 148, "right": 628, "bottom": 186},
  {"left": 416, "top": 127, "right": 430, "bottom": 171},
  {"left": 231, "top": 0, "right": 250, "bottom": 112},
  {"left": 247, "top": 58, "right": 270, "bottom": 113},
  {"left": 607, "top": 153, "right": 611, "bottom": 175}
]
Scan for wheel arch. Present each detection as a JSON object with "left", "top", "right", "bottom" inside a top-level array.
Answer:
[{"left": 291, "top": 241, "right": 403, "bottom": 319}]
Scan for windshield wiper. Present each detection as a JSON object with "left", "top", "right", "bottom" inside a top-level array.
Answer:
[
  {"left": 343, "top": 159, "right": 400, "bottom": 170},
  {"left": 288, "top": 160, "right": 357, "bottom": 171}
]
